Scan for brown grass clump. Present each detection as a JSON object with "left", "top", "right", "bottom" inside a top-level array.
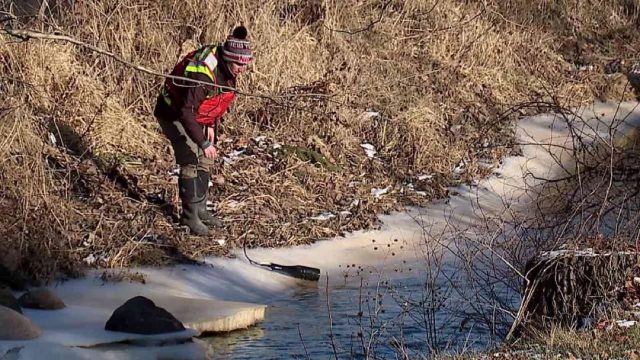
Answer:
[{"left": 0, "top": 0, "right": 639, "bottom": 281}]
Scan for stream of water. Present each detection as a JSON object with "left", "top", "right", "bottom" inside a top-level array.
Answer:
[{"left": 205, "top": 261, "right": 520, "bottom": 359}]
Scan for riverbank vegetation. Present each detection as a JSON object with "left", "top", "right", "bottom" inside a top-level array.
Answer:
[{"left": 1, "top": 0, "right": 638, "bottom": 284}]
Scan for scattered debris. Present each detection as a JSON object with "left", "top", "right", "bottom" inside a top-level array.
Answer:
[
  {"left": 360, "top": 143, "right": 377, "bottom": 158},
  {"left": 453, "top": 162, "right": 465, "bottom": 175},
  {"left": 576, "top": 64, "right": 594, "bottom": 72},
  {"left": 616, "top": 320, "right": 637, "bottom": 328},
  {"left": 137, "top": 234, "right": 163, "bottom": 245},
  {"left": 222, "top": 149, "right": 246, "bottom": 165},
  {"left": 371, "top": 186, "right": 391, "bottom": 198},
  {"left": 364, "top": 111, "right": 381, "bottom": 119},
  {"left": 83, "top": 254, "right": 96, "bottom": 265},
  {"left": 309, "top": 212, "right": 336, "bottom": 221},
  {"left": 48, "top": 132, "right": 57, "bottom": 146}
]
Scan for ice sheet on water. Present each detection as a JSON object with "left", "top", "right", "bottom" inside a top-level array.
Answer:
[{"left": 1, "top": 341, "right": 207, "bottom": 360}]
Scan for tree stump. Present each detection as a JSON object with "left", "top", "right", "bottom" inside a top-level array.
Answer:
[{"left": 507, "top": 249, "right": 640, "bottom": 339}]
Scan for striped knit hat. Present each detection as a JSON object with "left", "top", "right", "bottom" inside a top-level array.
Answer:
[{"left": 222, "top": 26, "right": 253, "bottom": 65}]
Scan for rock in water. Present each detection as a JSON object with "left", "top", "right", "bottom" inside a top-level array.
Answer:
[
  {"left": 0, "top": 287, "right": 21, "bottom": 314},
  {"left": 18, "top": 288, "right": 66, "bottom": 310},
  {"left": 0, "top": 306, "right": 42, "bottom": 340},
  {"left": 105, "top": 296, "right": 185, "bottom": 334}
]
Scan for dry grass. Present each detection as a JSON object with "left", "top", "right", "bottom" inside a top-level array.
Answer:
[
  {"left": 445, "top": 326, "right": 640, "bottom": 359},
  {"left": 0, "top": 0, "right": 638, "bottom": 281}
]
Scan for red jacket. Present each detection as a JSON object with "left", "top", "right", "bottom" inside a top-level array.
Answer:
[{"left": 160, "top": 45, "right": 236, "bottom": 148}]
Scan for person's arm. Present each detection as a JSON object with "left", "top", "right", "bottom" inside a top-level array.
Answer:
[{"left": 179, "top": 72, "right": 213, "bottom": 148}]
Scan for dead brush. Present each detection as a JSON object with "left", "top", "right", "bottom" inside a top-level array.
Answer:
[{"left": 0, "top": 0, "right": 639, "bottom": 282}]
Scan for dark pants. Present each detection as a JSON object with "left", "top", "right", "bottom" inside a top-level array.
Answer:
[{"left": 154, "top": 96, "right": 214, "bottom": 179}]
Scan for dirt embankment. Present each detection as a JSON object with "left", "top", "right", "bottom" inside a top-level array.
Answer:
[{"left": 0, "top": 0, "right": 638, "bottom": 282}]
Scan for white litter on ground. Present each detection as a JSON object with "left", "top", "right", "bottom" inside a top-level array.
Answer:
[
  {"left": 222, "top": 150, "right": 246, "bottom": 165},
  {"left": 364, "top": 111, "right": 381, "bottom": 119},
  {"left": 371, "top": 186, "right": 391, "bottom": 198},
  {"left": 360, "top": 143, "right": 377, "bottom": 158},
  {"left": 309, "top": 212, "right": 336, "bottom": 221},
  {"left": 83, "top": 254, "right": 96, "bottom": 266},
  {"left": 617, "top": 320, "right": 637, "bottom": 328}
]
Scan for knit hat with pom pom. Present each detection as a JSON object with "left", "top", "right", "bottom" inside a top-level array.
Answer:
[{"left": 222, "top": 26, "right": 253, "bottom": 65}]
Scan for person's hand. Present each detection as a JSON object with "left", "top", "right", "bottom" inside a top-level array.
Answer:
[
  {"left": 207, "top": 126, "right": 215, "bottom": 143},
  {"left": 203, "top": 145, "right": 218, "bottom": 160}
]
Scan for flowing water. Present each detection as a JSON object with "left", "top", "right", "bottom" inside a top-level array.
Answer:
[{"left": 206, "top": 267, "right": 519, "bottom": 359}]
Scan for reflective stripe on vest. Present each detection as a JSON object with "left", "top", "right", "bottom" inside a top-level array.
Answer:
[
  {"left": 184, "top": 62, "right": 214, "bottom": 79},
  {"left": 164, "top": 47, "right": 219, "bottom": 107},
  {"left": 184, "top": 46, "right": 218, "bottom": 86}
]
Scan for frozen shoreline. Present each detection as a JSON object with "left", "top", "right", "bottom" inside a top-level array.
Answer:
[{"left": 2, "top": 101, "right": 639, "bottom": 359}]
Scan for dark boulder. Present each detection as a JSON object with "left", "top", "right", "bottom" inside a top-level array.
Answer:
[
  {"left": 18, "top": 288, "right": 66, "bottom": 310},
  {"left": 105, "top": 296, "right": 185, "bottom": 335},
  {"left": 0, "top": 287, "right": 21, "bottom": 314},
  {"left": 0, "top": 264, "right": 29, "bottom": 291}
]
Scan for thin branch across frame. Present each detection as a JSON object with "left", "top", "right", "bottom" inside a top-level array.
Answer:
[{"left": 0, "top": 27, "right": 331, "bottom": 102}]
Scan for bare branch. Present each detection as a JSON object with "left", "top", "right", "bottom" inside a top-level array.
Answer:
[
  {"left": 325, "top": 0, "right": 392, "bottom": 35},
  {"left": 2, "top": 27, "right": 246, "bottom": 89},
  {"left": 0, "top": 11, "right": 16, "bottom": 23},
  {"left": 0, "top": 27, "right": 330, "bottom": 103},
  {"left": 325, "top": 273, "right": 339, "bottom": 360}
]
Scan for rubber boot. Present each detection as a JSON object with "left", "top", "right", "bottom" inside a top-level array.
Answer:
[
  {"left": 196, "top": 170, "right": 223, "bottom": 228},
  {"left": 178, "top": 177, "right": 211, "bottom": 236}
]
